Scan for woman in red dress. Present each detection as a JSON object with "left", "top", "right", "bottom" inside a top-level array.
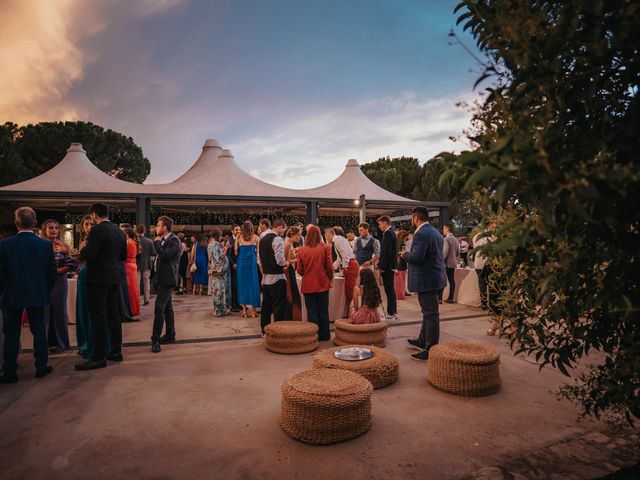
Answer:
[{"left": 125, "top": 230, "right": 141, "bottom": 317}]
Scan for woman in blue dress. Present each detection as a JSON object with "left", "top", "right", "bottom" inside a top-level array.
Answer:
[
  {"left": 76, "top": 215, "right": 94, "bottom": 359},
  {"left": 190, "top": 233, "right": 209, "bottom": 295},
  {"left": 234, "top": 221, "right": 261, "bottom": 317}
]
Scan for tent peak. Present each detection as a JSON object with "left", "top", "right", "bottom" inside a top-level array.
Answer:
[
  {"left": 203, "top": 139, "right": 221, "bottom": 150},
  {"left": 68, "top": 142, "right": 85, "bottom": 153},
  {"left": 220, "top": 149, "right": 233, "bottom": 157},
  {"left": 346, "top": 159, "right": 359, "bottom": 167}
]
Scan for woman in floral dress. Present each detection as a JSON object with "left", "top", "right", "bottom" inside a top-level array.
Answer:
[{"left": 208, "top": 228, "right": 230, "bottom": 317}]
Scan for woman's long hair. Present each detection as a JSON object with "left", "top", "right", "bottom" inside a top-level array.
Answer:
[
  {"left": 126, "top": 229, "right": 139, "bottom": 246},
  {"left": 241, "top": 221, "right": 254, "bottom": 242},
  {"left": 359, "top": 268, "right": 382, "bottom": 309},
  {"left": 80, "top": 215, "right": 93, "bottom": 242},
  {"left": 304, "top": 225, "right": 322, "bottom": 247}
]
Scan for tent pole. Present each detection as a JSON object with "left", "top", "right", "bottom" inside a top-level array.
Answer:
[
  {"left": 135, "top": 196, "right": 151, "bottom": 237},
  {"left": 358, "top": 195, "right": 366, "bottom": 224},
  {"left": 306, "top": 201, "right": 318, "bottom": 225}
]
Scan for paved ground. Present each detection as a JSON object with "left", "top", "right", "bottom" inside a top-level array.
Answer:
[{"left": 4, "top": 295, "right": 638, "bottom": 479}]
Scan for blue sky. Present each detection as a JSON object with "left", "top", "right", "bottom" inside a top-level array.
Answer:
[{"left": 1, "top": 0, "right": 483, "bottom": 187}]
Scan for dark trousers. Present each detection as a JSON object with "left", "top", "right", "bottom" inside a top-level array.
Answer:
[
  {"left": 304, "top": 291, "right": 330, "bottom": 341},
  {"left": 260, "top": 279, "right": 287, "bottom": 332},
  {"left": 230, "top": 266, "right": 240, "bottom": 309},
  {"left": 476, "top": 268, "right": 489, "bottom": 307},
  {"left": 1, "top": 306, "right": 48, "bottom": 377},
  {"left": 446, "top": 267, "right": 456, "bottom": 301},
  {"left": 381, "top": 270, "right": 397, "bottom": 315},
  {"left": 416, "top": 290, "right": 440, "bottom": 352},
  {"left": 460, "top": 252, "right": 468, "bottom": 266},
  {"left": 153, "top": 286, "right": 175, "bottom": 342},
  {"left": 86, "top": 283, "right": 122, "bottom": 361}
]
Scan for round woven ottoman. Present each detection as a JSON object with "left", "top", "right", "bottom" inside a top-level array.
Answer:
[
  {"left": 264, "top": 321, "right": 319, "bottom": 354},
  {"left": 426, "top": 341, "right": 501, "bottom": 397},
  {"left": 279, "top": 369, "right": 373, "bottom": 445},
  {"left": 312, "top": 346, "right": 399, "bottom": 389},
  {"left": 334, "top": 319, "right": 388, "bottom": 347}
]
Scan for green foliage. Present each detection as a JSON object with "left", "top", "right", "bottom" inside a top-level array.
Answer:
[
  {"left": 452, "top": 0, "right": 640, "bottom": 422},
  {"left": 361, "top": 153, "right": 482, "bottom": 228},
  {"left": 0, "top": 121, "right": 151, "bottom": 186}
]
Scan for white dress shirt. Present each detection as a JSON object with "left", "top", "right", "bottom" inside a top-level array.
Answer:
[{"left": 332, "top": 235, "right": 355, "bottom": 270}]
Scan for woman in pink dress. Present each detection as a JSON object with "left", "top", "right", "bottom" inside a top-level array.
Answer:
[
  {"left": 349, "top": 268, "right": 382, "bottom": 324},
  {"left": 394, "top": 230, "right": 407, "bottom": 300},
  {"left": 125, "top": 230, "right": 141, "bottom": 317}
]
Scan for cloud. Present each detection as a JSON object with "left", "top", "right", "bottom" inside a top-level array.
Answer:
[
  {"left": 0, "top": 0, "right": 185, "bottom": 125},
  {"left": 228, "top": 91, "right": 476, "bottom": 189}
]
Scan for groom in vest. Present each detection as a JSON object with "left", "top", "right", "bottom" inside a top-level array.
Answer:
[
  {"left": 257, "top": 218, "right": 288, "bottom": 334},
  {"left": 354, "top": 222, "right": 380, "bottom": 269}
]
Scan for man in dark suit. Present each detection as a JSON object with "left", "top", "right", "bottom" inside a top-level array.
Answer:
[
  {"left": 377, "top": 215, "right": 398, "bottom": 321},
  {"left": 227, "top": 225, "right": 242, "bottom": 312},
  {"left": 0, "top": 207, "right": 57, "bottom": 383},
  {"left": 151, "top": 215, "right": 180, "bottom": 353},
  {"left": 403, "top": 206, "right": 447, "bottom": 361},
  {"left": 76, "top": 203, "right": 127, "bottom": 370}
]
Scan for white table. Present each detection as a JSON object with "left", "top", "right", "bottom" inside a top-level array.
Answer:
[
  {"left": 296, "top": 276, "right": 346, "bottom": 323},
  {"left": 442, "top": 268, "right": 482, "bottom": 307},
  {"left": 67, "top": 278, "right": 77, "bottom": 324}
]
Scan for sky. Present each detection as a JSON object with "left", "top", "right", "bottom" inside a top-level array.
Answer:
[{"left": 0, "top": 0, "right": 483, "bottom": 188}]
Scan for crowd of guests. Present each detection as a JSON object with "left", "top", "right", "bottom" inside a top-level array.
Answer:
[{"left": 0, "top": 201, "right": 496, "bottom": 382}]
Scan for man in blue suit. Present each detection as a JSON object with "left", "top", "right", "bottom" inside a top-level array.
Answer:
[
  {"left": 0, "top": 207, "right": 57, "bottom": 383},
  {"left": 402, "top": 206, "right": 447, "bottom": 361}
]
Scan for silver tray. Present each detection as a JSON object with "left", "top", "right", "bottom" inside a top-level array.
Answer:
[{"left": 334, "top": 347, "right": 374, "bottom": 361}]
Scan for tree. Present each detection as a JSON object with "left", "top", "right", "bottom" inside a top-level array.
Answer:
[
  {"left": 451, "top": 0, "right": 640, "bottom": 422},
  {"left": 361, "top": 154, "right": 482, "bottom": 229},
  {"left": 0, "top": 121, "right": 151, "bottom": 186}
]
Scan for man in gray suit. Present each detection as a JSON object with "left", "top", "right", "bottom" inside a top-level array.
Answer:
[
  {"left": 135, "top": 224, "right": 155, "bottom": 305},
  {"left": 442, "top": 223, "right": 460, "bottom": 303}
]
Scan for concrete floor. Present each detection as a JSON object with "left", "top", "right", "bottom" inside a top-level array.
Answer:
[{"left": 1, "top": 295, "right": 628, "bottom": 480}]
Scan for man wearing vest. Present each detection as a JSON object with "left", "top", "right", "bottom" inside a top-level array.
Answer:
[
  {"left": 257, "top": 218, "right": 289, "bottom": 334},
  {"left": 354, "top": 222, "right": 380, "bottom": 269}
]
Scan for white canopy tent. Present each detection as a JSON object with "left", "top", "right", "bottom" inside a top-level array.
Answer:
[{"left": 0, "top": 140, "right": 450, "bottom": 229}]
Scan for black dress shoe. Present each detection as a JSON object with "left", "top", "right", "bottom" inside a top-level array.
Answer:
[
  {"left": 445, "top": 299, "right": 455, "bottom": 304},
  {"left": 75, "top": 359, "right": 107, "bottom": 371},
  {"left": 144, "top": 301, "right": 150, "bottom": 306},
  {"left": 230, "top": 307, "right": 241, "bottom": 313},
  {"left": 151, "top": 342, "right": 161, "bottom": 353},
  {"left": 407, "top": 338, "right": 425, "bottom": 351},
  {"left": 0, "top": 374, "right": 18, "bottom": 384},
  {"left": 122, "top": 318, "right": 140, "bottom": 323},
  {"left": 106, "top": 352, "right": 124, "bottom": 362},
  {"left": 410, "top": 350, "right": 429, "bottom": 362},
  {"left": 35, "top": 366, "right": 53, "bottom": 378},
  {"left": 159, "top": 335, "right": 176, "bottom": 345}
]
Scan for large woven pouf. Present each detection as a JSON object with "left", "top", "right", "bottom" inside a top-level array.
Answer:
[
  {"left": 333, "top": 319, "right": 388, "bottom": 347},
  {"left": 279, "top": 369, "right": 373, "bottom": 445},
  {"left": 264, "top": 321, "right": 319, "bottom": 354},
  {"left": 312, "top": 346, "right": 399, "bottom": 389},
  {"left": 426, "top": 341, "right": 501, "bottom": 397}
]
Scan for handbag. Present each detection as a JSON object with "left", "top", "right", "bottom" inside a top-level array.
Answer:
[{"left": 190, "top": 262, "right": 197, "bottom": 273}]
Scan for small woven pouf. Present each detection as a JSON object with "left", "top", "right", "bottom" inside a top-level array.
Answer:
[
  {"left": 312, "top": 346, "right": 399, "bottom": 389},
  {"left": 279, "top": 369, "right": 373, "bottom": 445},
  {"left": 334, "top": 319, "right": 388, "bottom": 347},
  {"left": 264, "top": 321, "right": 319, "bottom": 354},
  {"left": 426, "top": 341, "right": 501, "bottom": 397}
]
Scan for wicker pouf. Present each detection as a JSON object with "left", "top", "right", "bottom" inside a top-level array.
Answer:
[
  {"left": 279, "top": 369, "right": 373, "bottom": 445},
  {"left": 312, "top": 346, "right": 399, "bottom": 389},
  {"left": 334, "top": 319, "right": 388, "bottom": 347},
  {"left": 426, "top": 341, "right": 501, "bottom": 397},
  {"left": 264, "top": 321, "right": 319, "bottom": 354}
]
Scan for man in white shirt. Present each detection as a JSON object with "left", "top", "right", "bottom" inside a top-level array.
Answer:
[
  {"left": 472, "top": 225, "right": 495, "bottom": 310},
  {"left": 325, "top": 226, "right": 359, "bottom": 317},
  {"left": 257, "top": 218, "right": 288, "bottom": 333}
]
